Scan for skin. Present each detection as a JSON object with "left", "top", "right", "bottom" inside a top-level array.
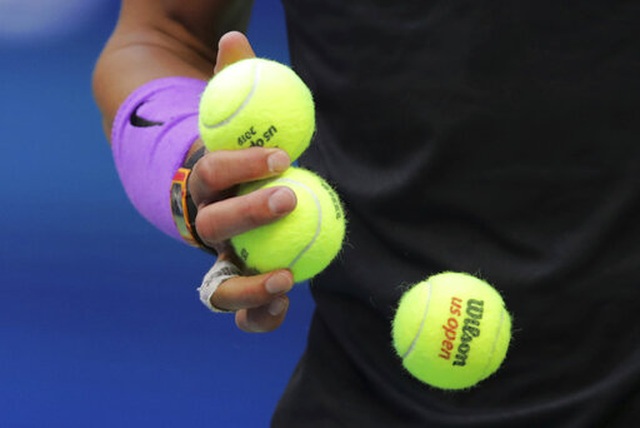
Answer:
[{"left": 93, "top": 0, "right": 296, "bottom": 333}]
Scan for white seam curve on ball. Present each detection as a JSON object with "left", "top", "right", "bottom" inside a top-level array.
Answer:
[
  {"left": 480, "top": 306, "right": 506, "bottom": 378},
  {"left": 275, "top": 177, "right": 322, "bottom": 270},
  {"left": 200, "top": 61, "right": 260, "bottom": 129},
  {"left": 402, "top": 281, "right": 433, "bottom": 360}
]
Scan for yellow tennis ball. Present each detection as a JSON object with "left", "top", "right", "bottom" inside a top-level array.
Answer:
[
  {"left": 198, "top": 58, "right": 315, "bottom": 161},
  {"left": 392, "top": 272, "right": 512, "bottom": 390},
  {"left": 231, "top": 167, "right": 346, "bottom": 283}
]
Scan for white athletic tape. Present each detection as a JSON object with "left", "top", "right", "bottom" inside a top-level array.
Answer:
[{"left": 197, "top": 259, "right": 241, "bottom": 313}]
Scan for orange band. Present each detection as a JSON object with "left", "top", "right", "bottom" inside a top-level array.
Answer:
[{"left": 170, "top": 167, "right": 199, "bottom": 247}]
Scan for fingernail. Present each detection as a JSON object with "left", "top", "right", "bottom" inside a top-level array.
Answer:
[
  {"left": 265, "top": 272, "right": 293, "bottom": 294},
  {"left": 268, "top": 188, "right": 296, "bottom": 215},
  {"left": 267, "top": 297, "right": 288, "bottom": 317},
  {"left": 267, "top": 150, "right": 290, "bottom": 173}
]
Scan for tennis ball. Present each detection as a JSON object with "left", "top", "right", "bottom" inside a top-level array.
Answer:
[
  {"left": 231, "top": 167, "right": 346, "bottom": 282},
  {"left": 198, "top": 58, "right": 315, "bottom": 161},
  {"left": 392, "top": 272, "right": 511, "bottom": 390}
]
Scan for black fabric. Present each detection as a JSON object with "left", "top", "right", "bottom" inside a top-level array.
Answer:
[{"left": 273, "top": 1, "right": 640, "bottom": 426}]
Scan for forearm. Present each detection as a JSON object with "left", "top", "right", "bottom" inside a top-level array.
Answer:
[{"left": 92, "top": 0, "right": 254, "bottom": 139}]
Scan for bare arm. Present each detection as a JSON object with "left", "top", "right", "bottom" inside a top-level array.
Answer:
[{"left": 92, "top": 0, "right": 254, "bottom": 138}]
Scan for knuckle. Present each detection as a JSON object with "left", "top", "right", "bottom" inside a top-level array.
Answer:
[
  {"left": 238, "top": 190, "right": 274, "bottom": 228},
  {"left": 193, "top": 155, "right": 224, "bottom": 192},
  {"left": 194, "top": 210, "right": 223, "bottom": 245},
  {"left": 237, "top": 284, "right": 271, "bottom": 308}
]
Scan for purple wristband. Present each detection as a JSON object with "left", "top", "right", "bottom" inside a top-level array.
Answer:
[{"left": 111, "top": 77, "right": 207, "bottom": 240}]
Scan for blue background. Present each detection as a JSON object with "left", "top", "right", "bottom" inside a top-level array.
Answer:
[{"left": 0, "top": 2, "right": 315, "bottom": 427}]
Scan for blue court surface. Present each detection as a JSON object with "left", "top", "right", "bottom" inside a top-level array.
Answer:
[{"left": 0, "top": 2, "right": 314, "bottom": 427}]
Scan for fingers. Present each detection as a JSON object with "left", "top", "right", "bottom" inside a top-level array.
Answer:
[
  {"left": 196, "top": 185, "right": 296, "bottom": 244},
  {"left": 199, "top": 32, "right": 292, "bottom": 333},
  {"left": 189, "top": 147, "right": 291, "bottom": 207},
  {"left": 211, "top": 270, "right": 294, "bottom": 310},
  {"left": 189, "top": 147, "right": 296, "bottom": 247},
  {"left": 214, "top": 31, "right": 256, "bottom": 74},
  {"left": 210, "top": 269, "right": 294, "bottom": 333}
]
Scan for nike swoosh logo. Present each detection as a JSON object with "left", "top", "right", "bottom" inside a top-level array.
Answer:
[{"left": 130, "top": 102, "right": 164, "bottom": 127}]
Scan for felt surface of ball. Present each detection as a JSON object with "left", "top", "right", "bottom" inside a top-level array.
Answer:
[
  {"left": 392, "top": 272, "right": 511, "bottom": 390},
  {"left": 199, "top": 58, "right": 315, "bottom": 161},
  {"left": 231, "top": 167, "right": 346, "bottom": 282}
]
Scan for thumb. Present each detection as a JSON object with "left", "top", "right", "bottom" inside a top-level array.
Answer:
[{"left": 214, "top": 31, "right": 257, "bottom": 74}]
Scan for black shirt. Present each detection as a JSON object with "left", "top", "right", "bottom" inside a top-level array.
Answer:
[{"left": 274, "top": 1, "right": 640, "bottom": 426}]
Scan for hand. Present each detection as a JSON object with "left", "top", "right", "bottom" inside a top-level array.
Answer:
[{"left": 189, "top": 32, "right": 297, "bottom": 333}]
